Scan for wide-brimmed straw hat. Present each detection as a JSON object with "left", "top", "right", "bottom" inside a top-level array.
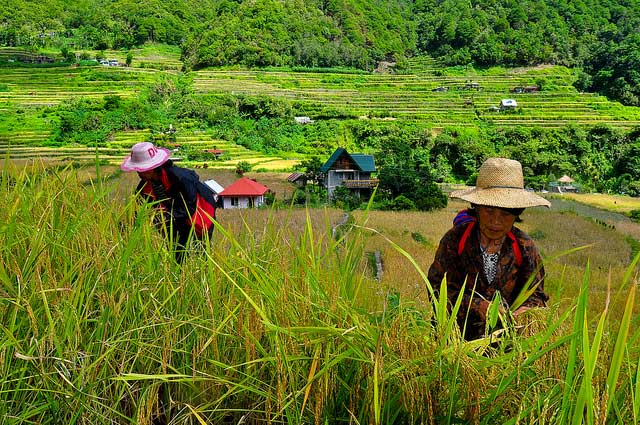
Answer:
[
  {"left": 450, "top": 157, "right": 550, "bottom": 208},
  {"left": 121, "top": 142, "right": 171, "bottom": 172}
]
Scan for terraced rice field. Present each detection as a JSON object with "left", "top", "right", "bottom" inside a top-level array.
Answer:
[
  {"left": 0, "top": 48, "right": 293, "bottom": 169},
  {"left": 192, "top": 61, "right": 640, "bottom": 128},
  {"left": 0, "top": 128, "right": 297, "bottom": 171},
  {"left": 2, "top": 51, "right": 640, "bottom": 169},
  {"left": 0, "top": 66, "right": 155, "bottom": 104},
  {"left": 0, "top": 65, "right": 158, "bottom": 146}
]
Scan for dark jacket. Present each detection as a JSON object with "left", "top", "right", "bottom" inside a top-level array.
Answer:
[
  {"left": 137, "top": 164, "right": 216, "bottom": 240},
  {"left": 428, "top": 221, "right": 548, "bottom": 339}
]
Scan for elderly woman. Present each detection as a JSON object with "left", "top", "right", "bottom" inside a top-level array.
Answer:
[
  {"left": 428, "top": 157, "right": 550, "bottom": 340},
  {"left": 121, "top": 142, "right": 217, "bottom": 262}
]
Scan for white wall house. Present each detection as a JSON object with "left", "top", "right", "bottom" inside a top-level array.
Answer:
[
  {"left": 204, "top": 179, "right": 225, "bottom": 204},
  {"left": 218, "top": 177, "right": 269, "bottom": 209}
]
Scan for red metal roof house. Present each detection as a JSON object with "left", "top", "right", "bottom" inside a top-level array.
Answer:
[{"left": 218, "top": 177, "right": 269, "bottom": 209}]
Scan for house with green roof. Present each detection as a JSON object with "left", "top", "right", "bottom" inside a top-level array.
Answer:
[{"left": 320, "top": 148, "right": 378, "bottom": 199}]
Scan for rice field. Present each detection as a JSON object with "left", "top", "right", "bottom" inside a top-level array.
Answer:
[
  {"left": 0, "top": 46, "right": 293, "bottom": 170},
  {"left": 191, "top": 64, "right": 640, "bottom": 128},
  {"left": 1, "top": 162, "right": 638, "bottom": 423},
  {"left": 3, "top": 50, "right": 640, "bottom": 173},
  {"left": 553, "top": 192, "right": 640, "bottom": 214}
]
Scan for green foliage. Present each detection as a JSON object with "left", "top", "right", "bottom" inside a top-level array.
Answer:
[
  {"left": 410, "top": 231, "right": 430, "bottom": 247},
  {"left": 331, "top": 186, "right": 363, "bottom": 211},
  {"left": 103, "top": 95, "right": 122, "bottom": 111},
  {"left": 51, "top": 94, "right": 161, "bottom": 146},
  {"left": 629, "top": 210, "right": 640, "bottom": 222},
  {"left": 236, "top": 95, "right": 292, "bottom": 120},
  {"left": 430, "top": 129, "right": 492, "bottom": 181},
  {"left": 60, "top": 46, "right": 75, "bottom": 63},
  {"left": 263, "top": 190, "right": 276, "bottom": 206},
  {"left": 235, "top": 160, "right": 253, "bottom": 175},
  {"left": 380, "top": 195, "right": 416, "bottom": 211},
  {"left": 583, "top": 33, "right": 640, "bottom": 106},
  {"left": 182, "top": 0, "right": 413, "bottom": 70},
  {"left": 413, "top": 183, "right": 448, "bottom": 211},
  {"left": 291, "top": 186, "right": 326, "bottom": 207},
  {"left": 297, "top": 156, "right": 324, "bottom": 186},
  {"left": 373, "top": 132, "right": 448, "bottom": 211}
]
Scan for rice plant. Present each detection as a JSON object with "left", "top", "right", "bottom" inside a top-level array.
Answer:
[{"left": 0, "top": 161, "right": 638, "bottom": 424}]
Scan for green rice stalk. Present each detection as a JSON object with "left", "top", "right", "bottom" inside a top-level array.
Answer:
[
  {"left": 486, "top": 307, "right": 573, "bottom": 402},
  {"left": 634, "top": 354, "right": 640, "bottom": 423},
  {"left": 573, "top": 269, "right": 611, "bottom": 425},
  {"left": 511, "top": 245, "right": 592, "bottom": 312},
  {"left": 373, "top": 336, "right": 381, "bottom": 425},
  {"left": 620, "top": 250, "right": 640, "bottom": 291},
  {"left": 605, "top": 282, "right": 636, "bottom": 415},
  {"left": 486, "top": 291, "right": 503, "bottom": 330},
  {"left": 560, "top": 261, "right": 591, "bottom": 425}
]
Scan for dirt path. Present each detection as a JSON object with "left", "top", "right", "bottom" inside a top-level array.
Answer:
[{"left": 551, "top": 198, "right": 640, "bottom": 241}]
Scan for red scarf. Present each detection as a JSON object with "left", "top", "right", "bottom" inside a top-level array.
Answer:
[{"left": 458, "top": 221, "right": 522, "bottom": 266}]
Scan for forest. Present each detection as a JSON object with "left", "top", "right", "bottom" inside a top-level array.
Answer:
[{"left": 2, "top": 0, "right": 640, "bottom": 106}]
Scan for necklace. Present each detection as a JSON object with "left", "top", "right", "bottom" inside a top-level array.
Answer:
[
  {"left": 481, "top": 249, "right": 500, "bottom": 283},
  {"left": 480, "top": 237, "right": 504, "bottom": 283}
]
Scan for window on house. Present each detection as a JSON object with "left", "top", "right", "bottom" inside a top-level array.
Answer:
[{"left": 231, "top": 197, "right": 239, "bottom": 207}]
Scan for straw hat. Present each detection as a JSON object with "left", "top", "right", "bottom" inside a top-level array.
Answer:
[
  {"left": 450, "top": 157, "right": 550, "bottom": 208},
  {"left": 121, "top": 142, "right": 171, "bottom": 172}
]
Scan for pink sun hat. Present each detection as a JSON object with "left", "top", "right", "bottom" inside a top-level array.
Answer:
[{"left": 121, "top": 142, "right": 171, "bottom": 172}]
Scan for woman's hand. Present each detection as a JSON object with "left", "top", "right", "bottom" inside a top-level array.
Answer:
[{"left": 512, "top": 306, "right": 532, "bottom": 316}]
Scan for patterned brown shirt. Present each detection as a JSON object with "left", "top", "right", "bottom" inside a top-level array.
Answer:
[{"left": 428, "top": 221, "right": 548, "bottom": 339}]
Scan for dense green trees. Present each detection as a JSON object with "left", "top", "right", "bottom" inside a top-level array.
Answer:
[
  {"left": 578, "top": 33, "right": 640, "bottom": 106},
  {"left": 181, "top": 0, "right": 414, "bottom": 70},
  {"left": 3, "top": 0, "right": 640, "bottom": 104},
  {"left": 412, "top": 0, "right": 640, "bottom": 105}
]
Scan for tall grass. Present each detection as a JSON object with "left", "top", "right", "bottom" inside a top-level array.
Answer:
[{"left": 0, "top": 163, "right": 639, "bottom": 423}]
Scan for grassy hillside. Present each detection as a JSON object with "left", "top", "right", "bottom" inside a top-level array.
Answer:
[{"left": 0, "top": 46, "right": 298, "bottom": 170}]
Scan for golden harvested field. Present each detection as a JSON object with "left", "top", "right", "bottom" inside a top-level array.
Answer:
[{"left": 555, "top": 192, "right": 640, "bottom": 213}]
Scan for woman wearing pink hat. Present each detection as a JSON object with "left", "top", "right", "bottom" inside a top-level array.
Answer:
[
  {"left": 428, "top": 157, "right": 550, "bottom": 340},
  {"left": 121, "top": 142, "right": 217, "bottom": 262}
]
